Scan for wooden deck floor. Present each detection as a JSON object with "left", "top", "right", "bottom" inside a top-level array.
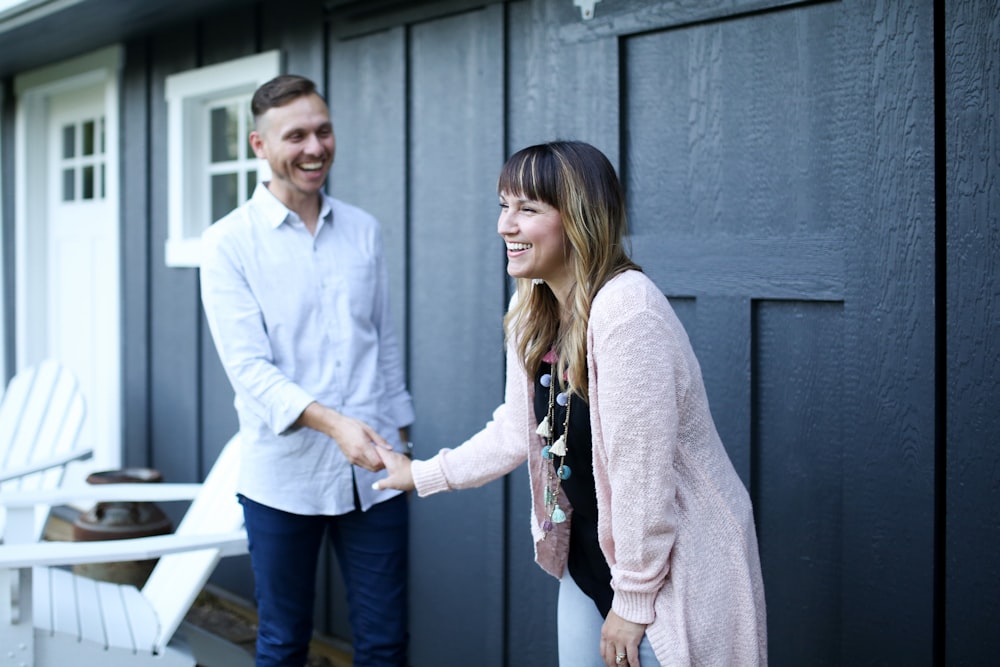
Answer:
[{"left": 187, "top": 586, "right": 353, "bottom": 667}]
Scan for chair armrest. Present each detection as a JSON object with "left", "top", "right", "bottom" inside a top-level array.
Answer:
[
  {"left": 0, "top": 529, "right": 249, "bottom": 569},
  {"left": 0, "top": 447, "right": 94, "bottom": 483},
  {"left": 0, "top": 483, "right": 205, "bottom": 508},
  {"left": 1, "top": 484, "right": 206, "bottom": 544}
]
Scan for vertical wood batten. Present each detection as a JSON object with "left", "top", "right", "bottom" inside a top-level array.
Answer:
[
  {"left": 406, "top": 4, "right": 507, "bottom": 664},
  {"left": 329, "top": 26, "right": 408, "bottom": 360},
  {"left": 944, "top": 0, "right": 1000, "bottom": 661},
  {"left": 839, "top": 1, "right": 936, "bottom": 662},
  {"left": 507, "top": 0, "right": 620, "bottom": 155},
  {"left": 325, "top": 20, "right": 407, "bottom": 644},
  {"left": 148, "top": 28, "right": 201, "bottom": 488},
  {"left": 120, "top": 40, "right": 152, "bottom": 468}
]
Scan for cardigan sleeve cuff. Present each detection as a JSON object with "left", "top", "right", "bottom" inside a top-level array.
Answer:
[
  {"left": 412, "top": 452, "right": 453, "bottom": 497},
  {"left": 611, "top": 589, "right": 658, "bottom": 626}
]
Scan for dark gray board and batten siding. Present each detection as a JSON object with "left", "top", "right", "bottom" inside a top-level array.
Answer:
[
  {"left": 621, "top": 2, "right": 935, "bottom": 664},
  {"left": 96, "top": 0, "right": 999, "bottom": 665}
]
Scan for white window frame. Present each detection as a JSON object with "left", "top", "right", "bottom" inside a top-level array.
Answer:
[
  {"left": 0, "top": 82, "right": 5, "bottom": 382},
  {"left": 164, "top": 50, "right": 280, "bottom": 267}
]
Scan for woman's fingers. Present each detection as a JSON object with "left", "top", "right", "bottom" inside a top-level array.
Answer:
[{"left": 372, "top": 448, "right": 415, "bottom": 491}]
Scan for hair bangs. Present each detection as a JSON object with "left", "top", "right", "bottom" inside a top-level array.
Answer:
[{"left": 497, "top": 146, "right": 562, "bottom": 207}]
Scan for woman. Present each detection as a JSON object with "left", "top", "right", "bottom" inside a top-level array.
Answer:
[{"left": 374, "top": 141, "right": 767, "bottom": 666}]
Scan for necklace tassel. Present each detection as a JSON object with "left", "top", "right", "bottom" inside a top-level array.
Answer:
[{"left": 541, "top": 348, "right": 574, "bottom": 534}]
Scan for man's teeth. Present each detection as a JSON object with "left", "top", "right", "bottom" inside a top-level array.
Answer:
[
  {"left": 507, "top": 243, "right": 531, "bottom": 251},
  {"left": 300, "top": 162, "right": 323, "bottom": 170}
]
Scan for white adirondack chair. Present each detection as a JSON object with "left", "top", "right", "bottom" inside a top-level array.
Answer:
[
  {"left": 0, "top": 360, "right": 90, "bottom": 541},
  {"left": 0, "top": 434, "right": 250, "bottom": 667}
]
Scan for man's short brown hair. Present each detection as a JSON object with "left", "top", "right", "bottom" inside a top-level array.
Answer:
[{"left": 251, "top": 75, "right": 320, "bottom": 123}]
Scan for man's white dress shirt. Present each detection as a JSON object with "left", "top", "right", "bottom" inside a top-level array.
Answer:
[{"left": 201, "top": 183, "right": 414, "bottom": 515}]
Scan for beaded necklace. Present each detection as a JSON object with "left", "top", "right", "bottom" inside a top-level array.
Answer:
[{"left": 537, "top": 349, "right": 572, "bottom": 535}]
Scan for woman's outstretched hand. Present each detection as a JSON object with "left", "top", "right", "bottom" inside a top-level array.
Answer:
[{"left": 371, "top": 447, "right": 416, "bottom": 492}]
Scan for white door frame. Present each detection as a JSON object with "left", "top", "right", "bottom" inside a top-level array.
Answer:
[{"left": 13, "top": 45, "right": 122, "bottom": 471}]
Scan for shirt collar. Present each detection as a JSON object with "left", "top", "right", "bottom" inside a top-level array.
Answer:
[{"left": 251, "top": 182, "right": 334, "bottom": 230}]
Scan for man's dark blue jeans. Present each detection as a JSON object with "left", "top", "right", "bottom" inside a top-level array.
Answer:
[{"left": 239, "top": 493, "right": 409, "bottom": 667}]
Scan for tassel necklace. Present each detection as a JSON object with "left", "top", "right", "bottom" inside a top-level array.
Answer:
[{"left": 537, "top": 348, "right": 572, "bottom": 535}]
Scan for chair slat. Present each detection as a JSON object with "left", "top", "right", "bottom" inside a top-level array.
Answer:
[
  {"left": 32, "top": 566, "right": 53, "bottom": 633},
  {"left": 25, "top": 367, "right": 59, "bottom": 463},
  {"left": 97, "top": 579, "right": 136, "bottom": 651},
  {"left": 0, "top": 366, "right": 37, "bottom": 470},
  {"left": 73, "top": 572, "right": 107, "bottom": 647},
  {"left": 28, "top": 376, "right": 84, "bottom": 497},
  {"left": 48, "top": 567, "right": 81, "bottom": 641},
  {"left": 6, "top": 363, "right": 59, "bottom": 473},
  {"left": 0, "top": 368, "right": 44, "bottom": 466},
  {"left": 0, "top": 361, "right": 88, "bottom": 542},
  {"left": 122, "top": 584, "right": 160, "bottom": 653}
]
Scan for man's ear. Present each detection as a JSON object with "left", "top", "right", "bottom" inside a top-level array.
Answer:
[{"left": 249, "top": 130, "right": 266, "bottom": 159}]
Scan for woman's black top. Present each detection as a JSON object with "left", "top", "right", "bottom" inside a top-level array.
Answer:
[{"left": 533, "top": 361, "right": 614, "bottom": 618}]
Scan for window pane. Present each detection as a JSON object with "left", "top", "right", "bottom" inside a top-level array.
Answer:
[
  {"left": 246, "top": 170, "right": 257, "bottom": 198},
  {"left": 63, "top": 168, "right": 75, "bottom": 201},
  {"left": 82, "top": 120, "right": 95, "bottom": 156},
  {"left": 63, "top": 125, "right": 76, "bottom": 159},
  {"left": 210, "top": 105, "right": 239, "bottom": 163},
  {"left": 212, "top": 173, "right": 239, "bottom": 222},
  {"left": 82, "top": 165, "right": 95, "bottom": 200}
]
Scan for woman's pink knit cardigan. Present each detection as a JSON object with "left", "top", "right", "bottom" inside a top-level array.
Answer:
[{"left": 412, "top": 270, "right": 767, "bottom": 665}]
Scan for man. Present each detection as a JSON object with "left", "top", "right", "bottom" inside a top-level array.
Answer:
[{"left": 200, "top": 74, "right": 413, "bottom": 667}]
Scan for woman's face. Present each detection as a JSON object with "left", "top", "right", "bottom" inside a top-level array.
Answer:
[{"left": 497, "top": 191, "right": 573, "bottom": 302}]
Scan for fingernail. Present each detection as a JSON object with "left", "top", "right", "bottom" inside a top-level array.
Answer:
[{"left": 371, "top": 482, "right": 380, "bottom": 490}]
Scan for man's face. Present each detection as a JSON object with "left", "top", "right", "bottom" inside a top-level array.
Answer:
[{"left": 250, "top": 93, "right": 336, "bottom": 205}]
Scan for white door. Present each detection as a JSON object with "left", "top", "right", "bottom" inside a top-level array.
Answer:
[
  {"left": 15, "top": 51, "right": 122, "bottom": 477},
  {"left": 40, "top": 85, "right": 121, "bottom": 472}
]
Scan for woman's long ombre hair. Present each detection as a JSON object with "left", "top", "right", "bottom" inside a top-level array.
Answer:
[{"left": 499, "top": 141, "right": 641, "bottom": 398}]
